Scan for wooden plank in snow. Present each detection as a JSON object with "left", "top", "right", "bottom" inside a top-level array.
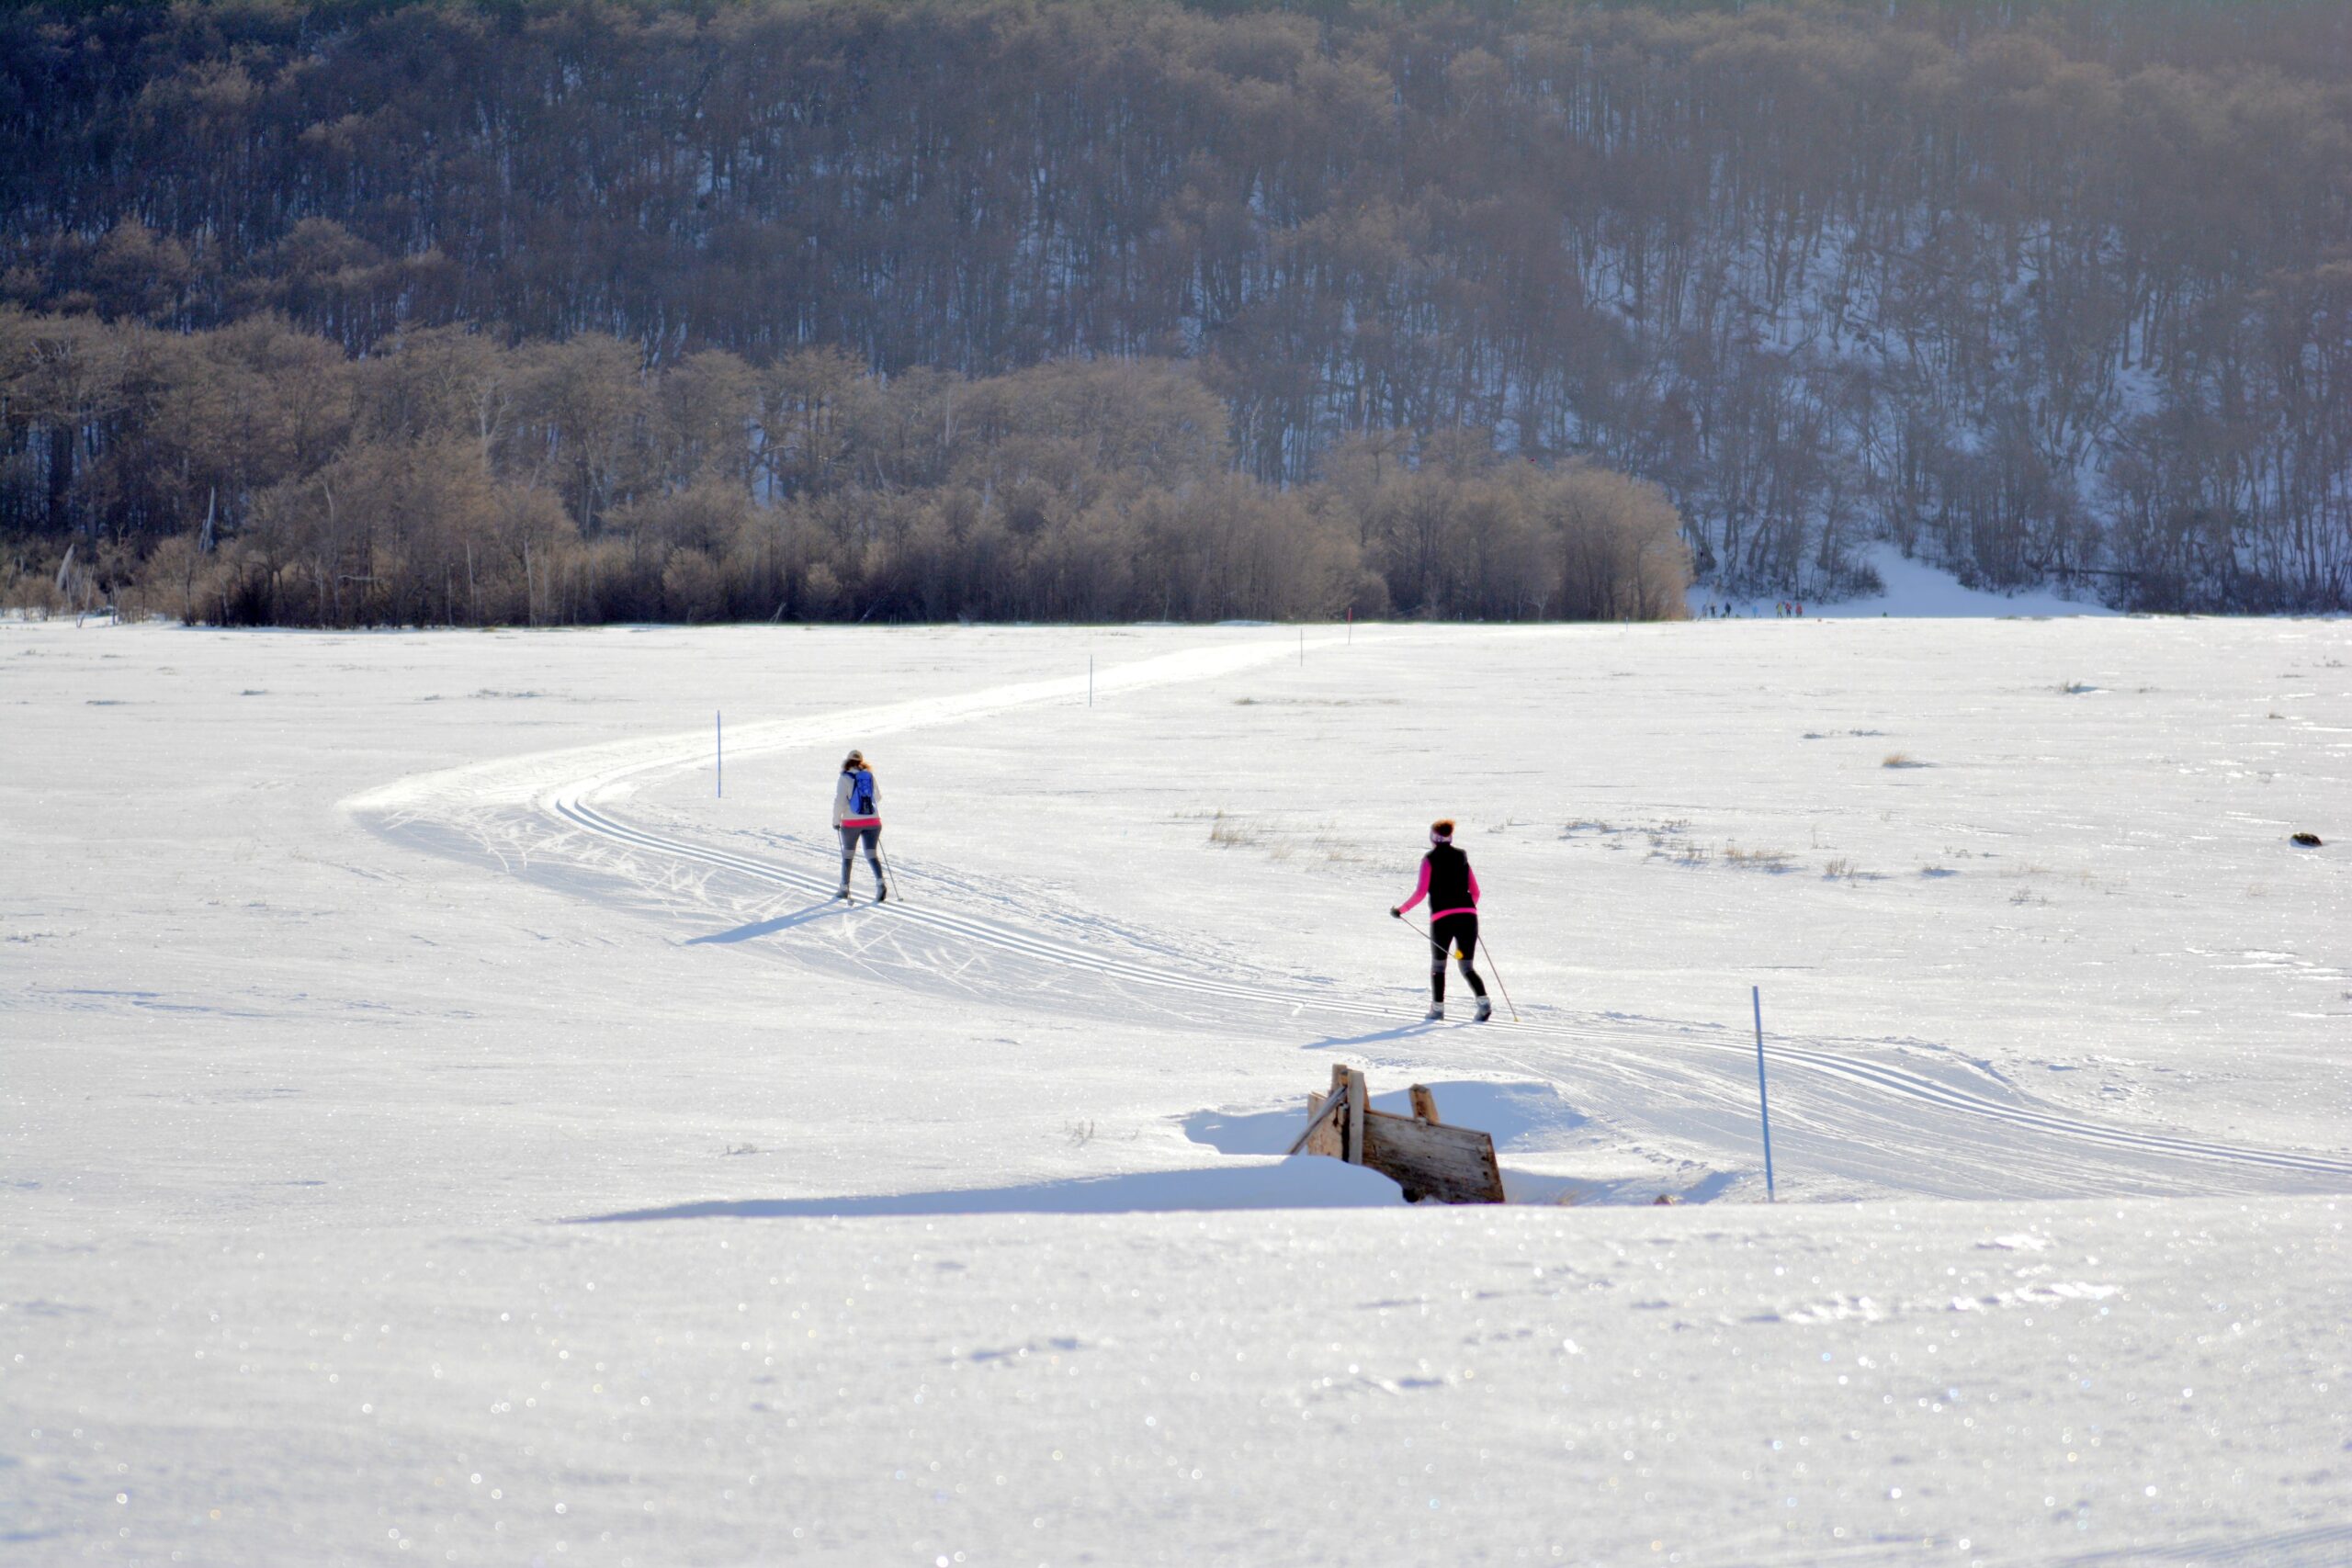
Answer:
[
  {"left": 1290, "top": 1073, "right": 1508, "bottom": 1204},
  {"left": 1341, "top": 1066, "right": 1368, "bottom": 1165},
  {"left": 1361, "top": 1109, "right": 1506, "bottom": 1204}
]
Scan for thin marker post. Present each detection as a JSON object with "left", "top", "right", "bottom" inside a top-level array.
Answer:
[{"left": 1752, "top": 985, "right": 1776, "bottom": 1201}]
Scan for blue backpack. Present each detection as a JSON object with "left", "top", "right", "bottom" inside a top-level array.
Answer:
[{"left": 849, "top": 769, "right": 876, "bottom": 817}]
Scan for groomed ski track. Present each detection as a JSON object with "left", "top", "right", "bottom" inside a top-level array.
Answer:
[
  {"left": 554, "top": 794, "right": 2352, "bottom": 1190},
  {"left": 354, "top": 637, "right": 2352, "bottom": 1202}
]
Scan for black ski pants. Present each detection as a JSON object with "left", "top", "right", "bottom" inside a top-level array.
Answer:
[{"left": 1428, "top": 912, "right": 1487, "bottom": 1004}]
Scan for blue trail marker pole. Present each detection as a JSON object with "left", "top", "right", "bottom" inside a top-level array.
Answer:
[
  {"left": 716, "top": 710, "right": 722, "bottom": 798},
  {"left": 1752, "top": 985, "right": 1776, "bottom": 1201}
]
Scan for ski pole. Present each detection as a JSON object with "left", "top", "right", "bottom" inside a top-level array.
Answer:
[
  {"left": 1476, "top": 934, "right": 1520, "bottom": 1021},
  {"left": 1390, "top": 911, "right": 1437, "bottom": 1016},
  {"left": 1396, "top": 913, "right": 1513, "bottom": 1021},
  {"left": 1752, "top": 985, "right": 1775, "bottom": 1201},
  {"left": 876, "top": 840, "right": 901, "bottom": 904}
]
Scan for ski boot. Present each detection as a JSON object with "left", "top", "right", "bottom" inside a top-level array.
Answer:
[
  {"left": 835, "top": 883, "right": 852, "bottom": 901},
  {"left": 1475, "top": 997, "right": 1493, "bottom": 1023},
  {"left": 876, "top": 883, "right": 889, "bottom": 904},
  {"left": 1425, "top": 1003, "right": 1444, "bottom": 1022}
]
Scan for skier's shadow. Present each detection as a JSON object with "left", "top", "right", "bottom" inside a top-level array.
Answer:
[
  {"left": 685, "top": 901, "right": 847, "bottom": 945},
  {"left": 1302, "top": 1021, "right": 1443, "bottom": 1051}
]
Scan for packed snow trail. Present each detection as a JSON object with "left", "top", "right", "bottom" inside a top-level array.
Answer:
[
  {"left": 554, "top": 795, "right": 2352, "bottom": 1191},
  {"left": 351, "top": 636, "right": 2352, "bottom": 1202},
  {"left": 348, "top": 637, "right": 1345, "bottom": 844}
]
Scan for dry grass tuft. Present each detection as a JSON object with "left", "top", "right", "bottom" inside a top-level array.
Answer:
[
  {"left": 1646, "top": 836, "right": 1711, "bottom": 867},
  {"left": 1205, "top": 808, "right": 1354, "bottom": 866}
]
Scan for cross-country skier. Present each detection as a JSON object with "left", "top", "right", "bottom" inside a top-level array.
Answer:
[
  {"left": 1390, "top": 818, "right": 1489, "bottom": 1021},
  {"left": 833, "top": 749, "right": 886, "bottom": 901}
]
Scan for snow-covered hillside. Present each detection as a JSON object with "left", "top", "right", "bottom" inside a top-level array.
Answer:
[
  {"left": 1697, "top": 546, "right": 2123, "bottom": 620},
  {"left": 5, "top": 617, "right": 2347, "bottom": 1563}
]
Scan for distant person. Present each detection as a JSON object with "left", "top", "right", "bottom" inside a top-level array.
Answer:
[
  {"left": 832, "top": 749, "right": 886, "bottom": 902},
  {"left": 1390, "top": 818, "right": 1490, "bottom": 1022}
]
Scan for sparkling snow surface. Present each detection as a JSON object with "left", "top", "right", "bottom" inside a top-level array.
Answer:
[{"left": 5, "top": 617, "right": 2349, "bottom": 1565}]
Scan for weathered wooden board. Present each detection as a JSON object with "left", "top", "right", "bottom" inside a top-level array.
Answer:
[
  {"left": 1360, "top": 1109, "right": 1507, "bottom": 1204},
  {"left": 1341, "top": 1066, "right": 1367, "bottom": 1165},
  {"left": 1299, "top": 1094, "right": 1346, "bottom": 1158},
  {"left": 1289, "top": 1069, "right": 1351, "bottom": 1157}
]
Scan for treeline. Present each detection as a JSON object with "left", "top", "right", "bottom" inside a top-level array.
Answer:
[
  {"left": 2, "top": 0, "right": 2349, "bottom": 610},
  {"left": 0, "top": 312, "right": 1688, "bottom": 626}
]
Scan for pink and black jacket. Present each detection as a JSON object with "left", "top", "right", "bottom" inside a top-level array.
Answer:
[{"left": 1397, "top": 842, "right": 1479, "bottom": 919}]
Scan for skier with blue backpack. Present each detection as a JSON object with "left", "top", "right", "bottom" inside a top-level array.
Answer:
[
  {"left": 1391, "top": 818, "right": 1489, "bottom": 1021},
  {"left": 832, "top": 749, "right": 887, "bottom": 901}
]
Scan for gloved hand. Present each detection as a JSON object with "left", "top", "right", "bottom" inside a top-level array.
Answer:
[{"left": 1389, "top": 907, "right": 1402, "bottom": 919}]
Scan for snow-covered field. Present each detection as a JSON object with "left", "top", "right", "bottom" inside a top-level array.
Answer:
[{"left": 5, "top": 615, "right": 2348, "bottom": 1565}]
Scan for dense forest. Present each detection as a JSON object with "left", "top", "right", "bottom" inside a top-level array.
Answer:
[
  {"left": 3, "top": 0, "right": 2349, "bottom": 620},
  {"left": 0, "top": 314, "right": 1688, "bottom": 625}
]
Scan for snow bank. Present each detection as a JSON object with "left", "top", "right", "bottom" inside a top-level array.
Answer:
[{"left": 580, "top": 1156, "right": 1406, "bottom": 1218}]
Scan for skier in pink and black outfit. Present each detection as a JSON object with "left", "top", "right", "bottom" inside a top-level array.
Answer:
[{"left": 1390, "top": 818, "right": 1490, "bottom": 1022}]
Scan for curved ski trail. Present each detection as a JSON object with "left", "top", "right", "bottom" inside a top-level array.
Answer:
[{"left": 349, "top": 638, "right": 2352, "bottom": 1201}]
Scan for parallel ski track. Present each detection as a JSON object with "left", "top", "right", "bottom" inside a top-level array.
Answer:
[{"left": 553, "top": 792, "right": 2352, "bottom": 1183}]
